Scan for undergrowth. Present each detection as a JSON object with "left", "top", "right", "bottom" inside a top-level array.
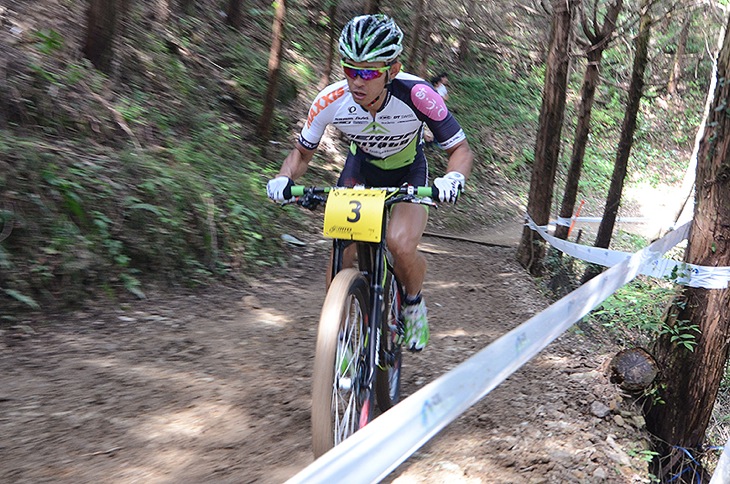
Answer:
[{"left": 0, "top": 0, "right": 716, "bottom": 326}]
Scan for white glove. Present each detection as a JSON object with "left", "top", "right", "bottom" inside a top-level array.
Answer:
[
  {"left": 433, "top": 172, "right": 465, "bottom": 203},
  {"left": 266, "top": 176, "right": 294, "bottom": 202}
]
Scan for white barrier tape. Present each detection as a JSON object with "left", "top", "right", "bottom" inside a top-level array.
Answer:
[
  {"left": 286, "top": 225, "right": 689, "bottom": 484},
  {"left": 710, "top": 438, "right": 730, "bottom": 483},
  {"left": 526, "top": 215, "right": 730, "bottom": 289},
  {"left": 555, "top": 216, "right": 652, "bottom": 227}
]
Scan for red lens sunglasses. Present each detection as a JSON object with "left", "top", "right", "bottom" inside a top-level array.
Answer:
[{"left": 341, "top": 61, "right": 391, "bottom": 81}]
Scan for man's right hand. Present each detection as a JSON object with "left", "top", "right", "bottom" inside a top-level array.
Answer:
[{"left": 266, "top": 176, "right": 294, "bottom": 202}]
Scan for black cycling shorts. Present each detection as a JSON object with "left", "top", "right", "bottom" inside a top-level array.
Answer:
[{"left": 337, "top": 146, "right": 429, "bottom": 188}]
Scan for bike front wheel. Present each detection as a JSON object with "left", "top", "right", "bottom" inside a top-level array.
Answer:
[{"left": 311, "top": 268, "right": 373, "bottom": 458}]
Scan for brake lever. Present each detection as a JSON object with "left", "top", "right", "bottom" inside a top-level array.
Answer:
[
  {"left": 279, "top": 197, "right": 299, "bottom": 207},
  {"left": 300, "top": 195, "right": 323, "bottom": 210}
]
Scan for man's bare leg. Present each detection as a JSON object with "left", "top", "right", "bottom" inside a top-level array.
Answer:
[{"left": 386, "top": 203, "right": 428, "bottom": 297}]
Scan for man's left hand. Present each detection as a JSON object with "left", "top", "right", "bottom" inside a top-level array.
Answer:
[{"left": 433, "top": 172, "right": 465, "bottom": 203}]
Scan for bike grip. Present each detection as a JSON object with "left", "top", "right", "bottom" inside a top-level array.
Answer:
[{"left": 417, "top": 186, "right": 438, "bottom": 199}]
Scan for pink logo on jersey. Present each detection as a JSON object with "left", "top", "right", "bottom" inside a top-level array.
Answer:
[{"left": 411, "top": 84, "right": 448, "bottom": 121}]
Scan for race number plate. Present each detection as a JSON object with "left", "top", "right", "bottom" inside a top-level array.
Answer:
[{"left": 323, "top": 188, "right": 387, "bottom": 242}]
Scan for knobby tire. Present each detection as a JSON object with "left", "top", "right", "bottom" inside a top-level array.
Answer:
[{"left": 311, "top": 268, "right": 372, "bottom": 458}]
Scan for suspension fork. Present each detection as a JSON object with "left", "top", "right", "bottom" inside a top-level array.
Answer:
[
  {"left": 330, "top": 239, "right": 345, "bottom": 280},
  {"left": 357, "top": 214, "right": 389, "bottom": 391}
]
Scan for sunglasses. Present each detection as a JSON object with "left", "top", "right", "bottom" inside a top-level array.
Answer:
[{"left": 341, "top": 61, "right": 391, "bottom": 80}]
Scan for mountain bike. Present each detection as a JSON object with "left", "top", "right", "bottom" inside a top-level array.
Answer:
[{"left": 285, "top": 185, "right": 437, "bottom": 458}]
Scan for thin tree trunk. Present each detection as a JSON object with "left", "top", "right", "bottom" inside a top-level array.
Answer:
[
  {"left": 554, "top": 48, "right": 603, "bottom": 241},
  {"left": 644, "top": 16, "right": 730, "bottom": 482},
  {"left": 409, "top": 0, "right": 425, "bottom": 68},
  {"left": 555, "top": 0, "right": 623, "bottom": 241},
  {"left": 227, "top": 0, "right": 244, "bottom": 29},
  {"left": 363, "top": 0, "right": 380, "bottom": 14},
  {"left": 582, "top": 0, "right": 651, "bottom": 282},
  {"left": 319, "top": 0, "right": 338, "bottom": 89},
  {"left": 667, "top": 10, "right": 692, "bottom": 97},
  {"left": 516, "top": 0, "right": 578, "bottom": 275},
  {"left": 257, "top": 0, "right": 287, "bottom": 141},
  {"left": 83, "top": 0, "right": 119, "bottom": 74},
  {"left": 0, "top": 46, "right": 7, "bottom": 129},
  {"left": 156, "top": 0, "right": 170, "bottom": 22},
  {"left": 665, "top": 13, "right": 728, "bottom": 238},
  {"left": 118, "top": 0, "right": 132, "bottom": 37},
  {"left": 179, "top": 0, "right": 194, "bottom": 15},
  {"left": 416, "top": 12, "right": 432, "bottom": 79},
  {"left": 458, "top": 0, "right": 477, "bottom": 63}
]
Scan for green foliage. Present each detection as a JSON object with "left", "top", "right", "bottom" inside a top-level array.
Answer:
[
  {"left": 627, "top": 447, "right": 660, "bottom": 463},
  {"left": 721, "top": 361, "right": 730, "bottom": 390},
  {"left": 0, "top": 124, "right": 285, "bottom": 312},
  {"left": 1, "top": 0, "right": 719, "bottom": 319},
  {"left": 644, "top": 382, "right": 667, "bottom": 406},
  {"left": 660, "top": 318, "right": 700, "bottom": 352},
  {"left": 33, "top": 29, "right": 64, "bottom": 55},
  {"left": 591, "top": 277, "right": 675, "bottom": 346},
  {"left": 456, "top": 60, "right": 542, "bottom": 132},
  {"left": 3, "top": 289, "right": 40, "bottom": 310}
]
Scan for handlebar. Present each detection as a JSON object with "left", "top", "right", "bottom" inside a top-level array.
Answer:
[{"left": 284, "top": 185, "right": 439, "bottom": 201}]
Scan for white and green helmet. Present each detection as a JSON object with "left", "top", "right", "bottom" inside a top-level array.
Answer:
[{"left": 338, "top": 14, "right": 404, "bottom": 63}]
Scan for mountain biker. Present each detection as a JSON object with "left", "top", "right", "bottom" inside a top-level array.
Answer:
[{"left": 266, "top": 14, "right": 473, "bottom": 352}]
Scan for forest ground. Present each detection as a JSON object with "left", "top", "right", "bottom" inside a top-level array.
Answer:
[{"left": 1, "top": 212, "right": 663, "bottom": 483}]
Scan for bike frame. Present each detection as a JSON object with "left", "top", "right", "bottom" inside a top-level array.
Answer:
[
  {"left": 289, "top": 185, "right": 436, "bottom": 446},
  {"left": 329, "top": 210, "right": 390, "bottom": 402}
]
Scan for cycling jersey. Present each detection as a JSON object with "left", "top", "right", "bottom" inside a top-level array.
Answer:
[{"left": 298, "top": 72, "right": 466, "bottom": 171}]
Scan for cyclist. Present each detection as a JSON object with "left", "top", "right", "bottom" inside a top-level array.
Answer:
[{"left": 267, "top": 14, "right": 473, "bottom": 352}]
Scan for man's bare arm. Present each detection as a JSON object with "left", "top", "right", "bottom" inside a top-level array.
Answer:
[
  {"left": 444, "top": 140, "right": 474, "bottom": 180},
  {"left": 277, "top": 142, "right": 316, "bottom": 181}
]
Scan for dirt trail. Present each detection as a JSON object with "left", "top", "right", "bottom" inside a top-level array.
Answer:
[{"left": 0, "top": 230, "right": 651, "bottom": 483}]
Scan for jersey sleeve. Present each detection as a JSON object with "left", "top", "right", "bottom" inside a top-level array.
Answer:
[
  {"left": 298, "top": 81, "right": 348, "bottom": 150},
  {"left": 408, "top": 82, "right": 466, "bottom": 150}
]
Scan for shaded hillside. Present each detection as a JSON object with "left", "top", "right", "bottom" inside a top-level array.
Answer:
[{"left": 0, "top": 0, "right": 715, "bottom": 318}]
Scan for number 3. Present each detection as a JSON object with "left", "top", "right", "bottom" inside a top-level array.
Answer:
[{"left": 347, "top": 200, "right": 361, "bottom": 223}]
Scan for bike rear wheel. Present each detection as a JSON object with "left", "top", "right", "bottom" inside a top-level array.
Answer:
[
  {"left": 311, "top": 268, "right": 373, "bottom": 458},
  {"left": 375, "top": 269, "right": 403, "bottom": 411}
]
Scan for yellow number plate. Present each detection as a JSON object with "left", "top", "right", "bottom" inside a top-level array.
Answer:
[{"left": 323, "top": 189, "right": 386, "bottom": 242}]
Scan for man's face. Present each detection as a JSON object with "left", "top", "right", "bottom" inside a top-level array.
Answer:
[{"left": 342, "top": 60, "right": 401, "bottom": 108}]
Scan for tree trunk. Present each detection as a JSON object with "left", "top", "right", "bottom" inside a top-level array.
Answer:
[
  {"left": 179, "top": 0, "right": 194, "bottom": 15},
  {"left": 554, "top": 48, "right": 603, "bottom": 241},
  {"left": 644, "top": 16, "right": 730, "bottom": 482},
  {"left": 665, "top": 13, "right": 728, "bottom": 238},
  {"left": 582, "top": 0, "right": 651, "bottom": 282},
  {"left": 409, "top": 0, "right": 425, "bottom": 68},
  {"left": 83, "top": 0, "right": 119, "bottom": 74},
  {"left": 516, "top": 0, "right": 578, "bottom": 275},
  {"left": 319, "top": 0, "right": 338, "bottom": 89},
  {"left": 118, "top": 0, "right": 132, "bottom": 37},
  {"left": 227, "top": 0, "right": 244, "bottom": 29},
  {"left": 416, "top": 13, "right": 432, "bottom": 79},
  {"left": 256, "top": 0, "right": 287, "bottom": 141},
  {"left": 0, "top": 47, "right": 7, "bottom": 129},
  {"left": 363, "top": 0, "right": 380, "bottom": 14},
  {"left": 458, "top": 0, "right": 478, "bottom": 63},
  {"left": 555, "top": 0, "right": 623, "bottom": 241},
  {"left": 667, "top": 10, "right": 692, "bottom": 98},
  {"left": 156, "top": 0, "right": 170, "bottom": 22}
]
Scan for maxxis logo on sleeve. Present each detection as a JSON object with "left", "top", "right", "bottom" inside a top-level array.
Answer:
[{"left": 307, "top": 87, "right": 346, "bottom": 128}]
